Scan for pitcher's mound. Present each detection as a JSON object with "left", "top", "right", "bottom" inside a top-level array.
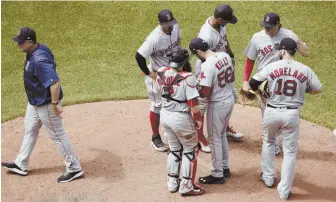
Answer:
[{"left": 1, "top": 100, "right": 336, "bottom": 202}]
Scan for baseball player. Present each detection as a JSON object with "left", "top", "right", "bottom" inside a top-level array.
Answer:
[
  {"left": 249, "top": 37, "right": 322, "bottom": 200},
  {"left": 195, "top": 4, "right": 243, "bottom": 154},
  {"left": 243, "top": 12, "right": 310, "bottom": 155},
  {"left": 1, "top": 27, "right": 83, "bottom": 183},
  {"left": 157, "top": 46, "right": 204, "bottom": 196},
  {"left": 189, "top": 38, "right": 237, "bottom": 184},
  {"left": 135, "top": 9, "right": 181, "bottom": 152}
]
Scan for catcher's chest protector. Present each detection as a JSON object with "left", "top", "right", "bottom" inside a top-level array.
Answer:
[{"left": 157, "top": 70, "right": 191, "bottom": 103}]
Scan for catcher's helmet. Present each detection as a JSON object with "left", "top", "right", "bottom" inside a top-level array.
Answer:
[{"left": 169, "top": 46, "right": 190, "bottom": 68}]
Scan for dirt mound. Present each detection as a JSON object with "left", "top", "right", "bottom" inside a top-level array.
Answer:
[{"left": 1, "top": 100, "right": 335, "bottom": 202}]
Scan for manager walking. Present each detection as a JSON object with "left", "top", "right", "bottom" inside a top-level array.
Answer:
[{"left": 1, "top": 27, "right": 83, "bottom": 183}]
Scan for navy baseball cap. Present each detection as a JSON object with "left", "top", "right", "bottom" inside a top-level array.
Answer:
[
  {"left": 276, "top": 37, "right": 297, "bottom": 51},
  {"left": 214, "top": 4, "right": 238, "bottom": 24},
  {"left": 12, "top": 27, "right": 36, "bottom": 43},
  {"left": 158, "top": 9, "right": 177, "bottom": 27},
  {"left": 189, "top": 38, "right": 209, "bottom": 54},
  {"left": 261, "top": 12, "right": 280, "bottom": 29},
  {"left": 169, "top": 46, "right": 189, "bottom": 68}
]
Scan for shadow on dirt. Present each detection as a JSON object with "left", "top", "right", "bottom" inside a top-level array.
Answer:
[
  {"left": 228, "top": 138, "right": 335, "bottom": 162},
  {"left": 28, "top": 148, "right": 124, "bottom": 182}
]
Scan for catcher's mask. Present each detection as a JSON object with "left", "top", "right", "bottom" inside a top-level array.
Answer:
[{"left": 168, "top": 46, "right": 190, "bottom": 69}]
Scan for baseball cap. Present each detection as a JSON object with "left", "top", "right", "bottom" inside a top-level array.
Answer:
[
  {"left": 214, "top": 4, "right": 238, "bottom": 24},
  {"left": 12, "top": 27, "right": 36, "bottom": 43},
  {"left": 169, "top": 46, "right": 189, "bottom": 68},
  {"left": 158, "top": 9, "right": 177, "bottom": 27},
  {"left": 261, "top": 12, "right": 280, "bottom": 29},
  {"left": 276, "top": 37, "right": 297, "bottom": 51},
  {"left": 189, "top": 38, "right": 210, "bottom": 54}
]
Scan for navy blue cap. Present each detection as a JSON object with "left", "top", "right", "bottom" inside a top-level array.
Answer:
[
  {"left": 261, "top": 12, "right": 280, "bottom": 29},
  {"left": 158, "top": 9, "right": 177, "bottom": 27},
  {"left": 12, "top": 27, "right": 36, "bottom": 43},
  {"left": 169, "top": 46, "right": 189, "bottom": 68},
  {"left": 214, "top": 4, "right": 238, "bottom": 24},
  {"left": 189, "top": 38, "right": 209, "bottom": 54},
  {"left": 276, "top": 37, "right": 297, "bottom": 51}
]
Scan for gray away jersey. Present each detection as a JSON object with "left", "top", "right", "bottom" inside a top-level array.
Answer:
[
  {"left": 198, "top": 17, "right": 227, "bottom": 52},
  {"left": 244, "top": 28, "right": 299, "bottom": 71},
  {"left": 252, "top": 59, "right": 322, "bottom": 108},
  {"left": 137, "top": 24, "right": 181, "bottom": 72},
  {"left": 195, "top": 17, "right": 227, "bottom": 78},
  {"left": 156, "top": 67, "right": 199, "bottom": 112},
  {"left": 199, "top": 52, "right": 236, "bottom": 102}
]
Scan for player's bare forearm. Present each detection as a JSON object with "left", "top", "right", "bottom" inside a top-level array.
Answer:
[
  {"left": 297, "top": 40, "right": 310, "bottom": 57},
  {"left": 50, "top": 81, "right": 61, "bottom": 103}
]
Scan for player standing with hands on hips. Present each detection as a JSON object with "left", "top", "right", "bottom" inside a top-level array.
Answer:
[
  {"left": 243, "top": 12, "right": 310, "bottom": 155},
  {"left": 195, "top": 5, "right": 243, "bottom": 154},
  {"left": 1, "top": 27, "right": 83, "bottom": 183},
  {"left": 249, "top": 37, "right": 322, "bottom": 200},
  {"left": 157, "top": 46, "right": 204, "bottom": 196},
  {"left": 190, "top": 38, "right": 237, "bottom": 184},
  {"left": 135, "top": 9, "right": 181, "bottom": 152}
]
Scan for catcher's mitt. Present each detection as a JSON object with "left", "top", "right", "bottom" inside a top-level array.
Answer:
[
  {"left": 238, "top": 89, "right": 258, "bottom": 105},
  {"left": 182, "top": 61, "right": 192, "bottom": 72},
  {"left": 258, "top": 80, "right": 270, "bottom": 98}
]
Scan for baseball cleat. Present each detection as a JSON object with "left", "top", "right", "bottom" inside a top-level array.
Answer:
[
  {"left": 152, "top": 134, "right": 169, "bottom": 152},
  {"left": 260, "top": 172, "right": 274, "bottom": 188},
  {"left": 199, "top": 141, "right": 211, "bottom": 153},
  {"left": 199, "top": 175, "right": 225, "bottom": 184},
  {"left": 1, "top": 162, "right": 27, "bottom": 176},
  {"left": 57, "top": 170, "right": 84, "bottom": 183},
  {"left": 180, "top": 186, "right": 204, "bottom": 197},
  {"left": 226, "top": 126, "right": 244, "bottom": 141},
  {"left": 280, "top": 191, "right": 292, "bottom": 201},
  {"left": 223, "top": 168, "right": 231, "bottom": 178}
]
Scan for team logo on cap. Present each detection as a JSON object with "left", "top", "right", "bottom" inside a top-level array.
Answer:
[
  {"left": 266, "top": 16, "right": 270, "bottom": 22},
  {"left": 166, "top": 14, "right": 171, "bottom": 20}
]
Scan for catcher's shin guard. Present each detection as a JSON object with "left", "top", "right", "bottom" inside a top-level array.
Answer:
[
  {"left": 180, "top": 146, "right": 199, "bottom": 193},
  {"left": 167, "top": 147, "right": 183, "bottom": 192}
]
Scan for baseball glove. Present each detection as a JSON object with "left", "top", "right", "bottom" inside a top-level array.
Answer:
[
  {"left": 258, "top": 80, "right": 269, "bottom": 98},
  {"left": 182, "top": 61, "right": 192, "bottom": 72},
  {"left": 238, "top": 89, "right": 258, "bottom": 105}
]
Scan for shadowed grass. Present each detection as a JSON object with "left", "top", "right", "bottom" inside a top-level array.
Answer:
[{"left": 1, "top": 1, "right": 335, "bottom": 129}]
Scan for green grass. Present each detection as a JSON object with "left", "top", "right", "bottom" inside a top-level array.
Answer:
[{"left": 1, "top": 1, "right": 336, "bottom": 129}]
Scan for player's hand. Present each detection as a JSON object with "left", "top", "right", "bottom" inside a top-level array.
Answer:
[
  {"left": 53, "top": 104, "right": 63, "bottom": 118},
  {"left": 148, "top": 71, "right": 157, "bottom": 79},
  {"left": 195, "top": 120, "right": 202, "bottom": 130},
  {"left": 242, "top": 81, "right": 251, "bottom": 92}
]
